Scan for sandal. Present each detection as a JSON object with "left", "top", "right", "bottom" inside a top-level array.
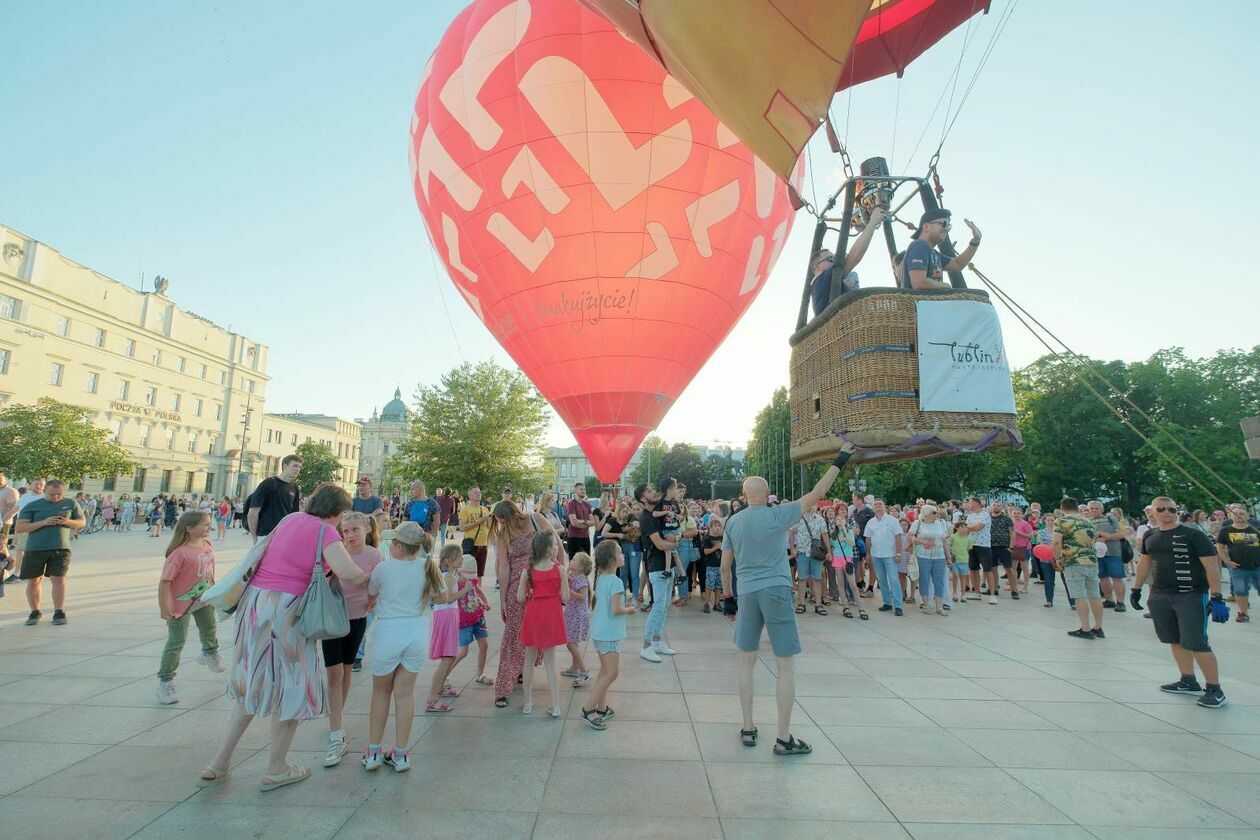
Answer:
[
  {"left": 425, "top": 700, "right": 454, "bottom": 713},
  {"left": 260, "top": 764, "right": 311, "bottom": 791},
  {"left": 494, "top": 697, "right": 509, "bottom": 708},
  {"left": 197, "top": 766, "right": 231, "bottom": 788},
  {"left": 597, "top": 706, "right": 616, "bottom": 719},
  {"left": 794, "top": 604, "right": 806, "bottom": 614},
  {"left": 740, "top": 727, "right": 758, "bottom": 747},
  {"left": 858, "top": 609, "right": 869, "bottom": 620},
  {"left": 773, "top": 735, "right": 813, "bottom": 756},
  {"left": 475, "top": 675, "right": 495, "bottom": 685},
  {"left": 580, "top": 707, "right": 607, "bottom": 730},
  {"left": 842, "top": 607, "right": 854, "bottom": 619},
  {"left": 438, "top": 685, "right": 462, "bottom": 698},
  {"left": 814, "top": 605, "right": 828, "bottom": 616}
]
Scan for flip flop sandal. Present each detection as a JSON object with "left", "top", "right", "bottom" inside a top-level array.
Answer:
[
  {"left": 475, "top": 675, "right": 495, "bottom": 685},
  {"left": 197, "top": 766, "right": 231, "bottom": 788},
  {"left": 814, "top": 605, "right": 828, "bottom": 616},
  {"left": 260, "top": 764, "right": 311, "bottom": 791},
  {"left": 438, "top": 686, "right": 462, "bottom": 697},
  {"left": 581, "top": 708, "right": 608, "bottom": 730},
  {"left": 773, "top": 735, "right": 813, "bottom": 756},
  {"left": 858, "top": 610, "right": 869, "bottom": 620},
  {"left": 494, "top": 697, "right": 509, "bottom": 708},
  {"left": 794, "top": 604, "right": 806, "bottom": 614},
  {"left": 740, "top": 727, "right": 758, "bottom": 747},
  {"left": 425, "top": 700, "right": 454, "bottom": 713},
  {"left": 842, "top": 607, "right": 854, "bottom": 619}
]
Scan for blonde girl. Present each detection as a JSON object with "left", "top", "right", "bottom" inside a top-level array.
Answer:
[
  {"left": 363, "top": 521, "right": 439, "bottom": 773},
  {"left": 563, "top": 552, "right": 593, "bottom": 684},
  {"left": 156, "top": 511, "right": 221, "bottom": 705},
  {"left": 322, "top": 512, "right": 383, "bottom": 767},
  {"left": 424, "top": 543, "right": 475, "bottom": 713},
  {"left": 517, "top": 531, "right": 570, "bottom": 717},
  {"left": 580, "top": 540, "right": 636, "bottom": 729}
]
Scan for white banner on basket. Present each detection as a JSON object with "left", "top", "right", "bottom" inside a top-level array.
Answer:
[{"left": 916, "top": 299, "right": 1017, "bottom": 414}]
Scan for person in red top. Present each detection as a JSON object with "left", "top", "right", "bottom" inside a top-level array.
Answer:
[
  {"left": 453, "top": 554, "right": 493, "bottom": 685},
  {"left": 565, "top": 481, "right": 595, "bottom": 558},
  {"left": 435, "top": 487, "right": 455, "bottom": 547}
]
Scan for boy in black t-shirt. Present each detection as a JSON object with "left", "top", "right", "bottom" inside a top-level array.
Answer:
[
  {"left": 700, "top": 519, "right": 725, "bottom": 614},
  {"left": 1132, "top": 496, "right": 1228, "bottom": 709}
]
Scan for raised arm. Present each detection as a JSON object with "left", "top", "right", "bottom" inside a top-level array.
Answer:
[
  {"left": 797, "top": 442, "right": 856, "bottom": 512},
  {"left": 841, "top": 207, "right": 886, "bottom": 274},
  {"left": 944, "top": 219, "right": 981, "bottom": 272}
]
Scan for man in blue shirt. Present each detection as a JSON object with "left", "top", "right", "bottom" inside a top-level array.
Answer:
[
  {"left": 721, "top": 441, "right": 854, "bottom": 756},
  {"left": 899, "top": 208, "right": 982, "bottom": 289},
  {"left": 405, "top": 481, "right": 438, "bottom": 533},
  {"left": 809, "top": 207, "right": 887, "bottom": 318}
]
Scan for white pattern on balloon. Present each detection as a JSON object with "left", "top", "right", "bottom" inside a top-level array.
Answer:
[
  {"left": 415, "top": 126, "right": 483, "bottom": 211},
  {"left": 625, "top": 222, "right": 679, "bottom": 280},
  {"left": 502, "top": 146, "right": 570, "bottom": 214},
  {"left": 684, "top": 180, "right": 740, "bottom": 258},
  {"left": 739, "top": 235, "right": 766, "bottom": 296},
  {"left": 441, "top": 214, "right": 479, "bottom": 284},
  {"left": 487, "top": 212, "right": 555, "bottom": 272},
  {"left": 439, "top": 0, "right": 532, "bottom": 151}
]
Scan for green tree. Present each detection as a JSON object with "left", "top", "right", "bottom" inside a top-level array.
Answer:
[
  {"left": 703, "top": 450, "right": 743, "bottom": 485},
  {"left": 0, "top": 398, "right": 136, "bottom": 483},
  {"left": 627, "top": 434, "right": 668, "bottom": 488},
  {"left": 583, "top": 475, "right": 602, "bottom": 497},
  {"left": 659, "top": 442, "right": 706, "bottom": 496},
  {"left": 391, "top": 360, "right": 553, "bottom": 495},
  {"left": 293, "top": 441, "right": 342, "bottom": 496}
]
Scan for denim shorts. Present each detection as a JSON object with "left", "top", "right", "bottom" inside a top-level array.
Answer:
[
  {"left": 705, "top": 566, "right": 722, "bottom": 590},
  {"left": 797, "top": 555, "right": 823, "bottom": 580},
  {"left": 594, "top": 639, "right": 621, "bottom": 654},
  {"left": 951, "top": 562, "right": 969, "bottom": 577},
  {"left": 458, "top": 618, "right": 488, "bottom": 647},
  {"left": 1230, "top": 567, "right": 1260, "bottom": 597},
  {"left": 1097, "top": 555, "right": 1125, "bottom": 579}
]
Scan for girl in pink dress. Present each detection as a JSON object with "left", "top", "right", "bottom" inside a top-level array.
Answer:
[
  {"left": 517, "top": 531, "right": 570, "bottom": 718},
  {"left": 424, "top": 543, "right": 475, "bottom": 713},
  {"left": 563, "top": 553, "right": 592, "bottom": 684}
]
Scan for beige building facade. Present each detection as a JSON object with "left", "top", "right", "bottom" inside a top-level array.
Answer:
[
  {"left": 356, "top": 388, "right": 410, "bottom": 492},
  {"left": 258, "top": 413, "right": 362, "bottom": 490}
]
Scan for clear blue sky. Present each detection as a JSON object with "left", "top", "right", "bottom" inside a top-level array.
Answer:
[{"left": 4, "top": 0, "right": 1256, "bottom": 449}]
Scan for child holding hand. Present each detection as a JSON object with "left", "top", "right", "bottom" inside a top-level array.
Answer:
[{"left": 580, "top": 540, "right": 636, "bottom": 730}]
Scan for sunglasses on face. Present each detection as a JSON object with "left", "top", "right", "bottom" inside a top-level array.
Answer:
[{"left": 1154, "top": 506, "right": 1176, "bottom": 513}]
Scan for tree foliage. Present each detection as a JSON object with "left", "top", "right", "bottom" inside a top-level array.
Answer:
[
  {"left": 293, "top": 440, "right": 342, "bottom": 497},
  {"left": 627, "top": 434, "right": 668, "bottom": 488},
  {"left": 0, "top": 398, "right": 136, "bottom": 483},
  {"left": 660, "top": 442, "right": 706, "bottom": 496},
  {"left": 390, "top": 361, "right": 553, "bottom": 495}
]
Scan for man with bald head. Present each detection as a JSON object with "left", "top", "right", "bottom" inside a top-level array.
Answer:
[{"left": 721, "top": 442, "right": 855, "bottom": 756}]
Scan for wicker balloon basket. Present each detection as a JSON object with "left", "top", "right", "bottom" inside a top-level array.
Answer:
[{"left": 789, "top": 287, "right": 1021, "bottom": 466}]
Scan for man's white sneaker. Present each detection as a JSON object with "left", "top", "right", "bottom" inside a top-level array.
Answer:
[
  {"left": 324, "top": 737, "right": 348, "bottom": 767},
  {"left": 988, "top": 595, "right": 998, "bottom": 605},
  {"left": 640, "top": 646, "right": 662, "bottom": 663},
  {"left": 198, "top": 652, "right": 226, "bottom": 673},
  {"left": 652, "top": 642, "right": 677, "bottom": 656},
  {"left": 966, "top": 593, "right": 981, "bottom": 600},
  {"left": 155, "top": 680, "right": 179, "bottom": 705}
]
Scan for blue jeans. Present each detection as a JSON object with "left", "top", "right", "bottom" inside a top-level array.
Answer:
[
  {"left": 620, "top": 544, "right": 641, "bottom": 595},
  {"left": 917, "top": 556, "right": 950, "bottom": 604},
  {"left": 676, "top": 541, "right": 698, "bottom": 598},
  {"left": 644, "top": 571, "right": 672, "bottom": 643},
  {"left": 872, "top": 556, "right": 903, "bottom": 608},
  {"left": 1037, "top": 560, "right": 1057, "bottom": 604}
]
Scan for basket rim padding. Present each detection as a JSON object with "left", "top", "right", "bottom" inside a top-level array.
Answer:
[{"left": 790, "top": 285, "right": 992, "bottom": 348}]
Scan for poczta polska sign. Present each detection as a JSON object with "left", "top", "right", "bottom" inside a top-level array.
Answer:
[{"left": 108, "top": 400, "right": 182, "bottom": 423}]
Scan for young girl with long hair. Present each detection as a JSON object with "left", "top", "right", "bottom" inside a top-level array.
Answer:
[
  {"left": 363, "top": 521, "right": 439, "bottom": 773},
  {"left": 517, "top": 530, "right": 570, "bottom": 717},
  {"left": 580, "top": 539, "right": 636, "bottom": 729},
  {"left": 563, "top": 552, "right": 592, "bottom": 684},
  {"left": 155, "top": 510, "right": 222, "bottom": 705},
  {"left": 423, "top": 543, "right": 476, "bottom": 713}
]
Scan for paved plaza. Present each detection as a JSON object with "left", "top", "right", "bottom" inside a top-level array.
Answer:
[{"left": 3, "top": 530, "right": 1260, "bottom": 838}]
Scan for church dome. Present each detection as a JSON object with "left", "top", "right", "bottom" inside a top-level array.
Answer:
[{"left": 380, "top": 387, "right": 407, "bottom": 422}]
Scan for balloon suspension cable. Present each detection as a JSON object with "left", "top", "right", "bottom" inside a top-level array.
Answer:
[
  {"left": 971, "top": 265, "right": 1242, "bottom": 508},
  {"left": 427, "top": 240, "right": 467, "bottom": 363}
]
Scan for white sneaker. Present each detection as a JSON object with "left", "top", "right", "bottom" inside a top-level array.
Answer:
[
  {"left": 155, "top": 680, "right": 179, "bottom": 705},
  {"left": 652, "top": 642, "right": 677, "bottom": 656},
  {"left": 938, "top": 607, "right": 949, "bottom": 616},
  {"left": 640, "top": 646, "right": 662, "bottom": 663},
  {"left": 988, "top": 595, "right": 998, "bottom": 605},
  {"left": 385, "top": 749, "right": 411, "bottom": 772},
  {"left": 548, "top": 705, "right": 562, "bottom": 718},
  {"left": 966, "top": 593, "right": 981, "bottom": 600},
  {"left": 324, "top": 737, "right": 348, "bottom": 767},
  {"left": 197, "top": 652, "right": 226, "bottom": 673},
  {"left": 362, "top": 749, "right": 383, "bottom": 771}
]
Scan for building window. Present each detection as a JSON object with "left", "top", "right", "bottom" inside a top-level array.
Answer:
[
  {"left": 111, "top": 419, "right": 124, "bottom": 442},
  {"left": 103, "top": 474, "right": 117, "bottom": 492},
  {"left": 94, "top": 328, "right": 106, "bottom": 348},
  {"left": 132, "top": 469, "right": 147, "bottom": 492},
  {"left": 208, "top": 435, "right": 217, "bottom": 454},
  {"left": 193, "top": 398, "right": 203, "bottom": 417},
  {"left": 85, "top": 371, "right": 99, "bottom": 393},
  {"left": 0, "top": 348, "right": 9, "bottom": 375},
  {"left": 245, "top": 378, "right": 255, "bottom": 394},
  {"left": 49, "top": 363, "right": 64, "bottom": 386},
  {"left": 145, "top": 386, "right": 157, "bottom": 406},
  {"left": 187, "top": 433, "right": 197, "bottom": 453},
  {"left": 118, "top": 380, "right": 130, "bottom": 400},
  {"left": 291, "top": 433, "right": 297, "bottom": 446},
  {"left": 219, "top": 370, "right": 227, "bottom": 385},
  {"left": 57, "top": 316, "right": 70, "bottom": 337},
  {"left": 214, "top": 403, "right": 222, "bottom": 421},
  {"left": 199, "top": 363, "right": 207, "bottom": 379},
  {"left": 165, "top": 428, "right": 175, "bottom": 450},
  {"left": 152, "top": 349, "right": 162, "bottom": 366},
  {"left": 0, "top": 294, "right": 20, "bottom": 321},
  {"left": 160, "top": 470, "right": 172, "bottom": 492},
  {"left": 171, "top": 393, "right": 181, "bottom": 412},
  {"left": 383, "top": 443, "right": 389, "bottom": 456},
  {"left": 177, "top": 356, "right": 186, "bottom": 373},
  {"left": 139, "top": 425, "right": 151, "bottom": 447},
  {"left": 204, "top": 473, "right": 215, "bottom": 494},
  {"left": 125, "top": 339, "right": 136, "bottom": 357},
  {"left": 184, "top": 471, "right": 195, "bottom": 493}
]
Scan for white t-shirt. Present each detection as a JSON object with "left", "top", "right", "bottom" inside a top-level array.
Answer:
[
  {"left": 369, "top": 558, "right": 429, "bottom": 619},
  {"left": 910, "top": 519, "right": 950, "bottom": 560},
  {"left": 863, "top": 514, "right": 903, "bottom": 558},
  {"left": 966, "top": 510, "right": 992, "bottom": 547}
]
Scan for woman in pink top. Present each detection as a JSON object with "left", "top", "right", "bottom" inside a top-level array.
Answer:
[
  {"left": 199, "top": 484, "right": 371, "bottom": 793},
  {"left": 1010, "top": 506, "right": 1035, "bottom": 595}
]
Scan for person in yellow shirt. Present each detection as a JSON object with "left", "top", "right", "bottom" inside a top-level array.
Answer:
[{"left": 459, "top": 485, "right": 492, "bottom": 578}]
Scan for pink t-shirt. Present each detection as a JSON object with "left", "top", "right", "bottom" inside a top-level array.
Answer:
[
  {"left": 249, "top": 513, "right": 343, "bottom": 597},
  {"left": 161, "top": 542, "right": 217, "bottom": 618},
  {"left": 1013, "top": 519, "right": 1034, "bottom": 550},
  {"left": 343, "top": 546, "right": 383, "bottom": 619}
]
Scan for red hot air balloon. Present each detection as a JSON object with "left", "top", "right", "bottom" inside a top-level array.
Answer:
[{"left": 409, "top": 0, "right": 800, "bottom": 483}]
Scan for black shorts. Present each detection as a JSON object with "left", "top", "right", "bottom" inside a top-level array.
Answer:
[
  {"left": 1149, "top": 591, "right": 1211, "bottom": 653},
  {"left": 567, "top": 536, "right": 591, "bottom": 558},
  {"left": 968, "top": 546, "right": 992, "bottom": 571},
  {"left": 21, "top": 548, "right": 72, "bottom": 578},
  {"left": 322, "top": 616, "right": 369, "bottom": 667},
  {"left": 990, "top": 546, "right": 1012, "bottom": 568}
]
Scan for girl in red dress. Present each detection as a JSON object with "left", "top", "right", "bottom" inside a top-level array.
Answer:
[{"left": 517, "top": 530, "right": 570, "bottom": 718}]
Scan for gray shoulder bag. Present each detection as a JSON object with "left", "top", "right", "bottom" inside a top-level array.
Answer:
[{"left": 297, "top": 524, "right": 351, "bottom": 640}]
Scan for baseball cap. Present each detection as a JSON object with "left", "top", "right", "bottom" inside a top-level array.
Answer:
[{"left": 393, "top": 521, "right": 426, "bottom": 547}]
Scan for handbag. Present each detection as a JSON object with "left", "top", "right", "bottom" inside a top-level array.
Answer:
[
  {"left": 200, "top": 524, "right": 279, "bottom": 615},
  {"left": 296, "top": 524, "right": 351, "bottom": 641},
  {"left": 802, "top": 517, "right": 828, "bottom": 563}
]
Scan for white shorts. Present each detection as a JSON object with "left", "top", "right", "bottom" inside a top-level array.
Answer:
[{"left": 369, "top": 615, "right": 429, "bottom": 677}]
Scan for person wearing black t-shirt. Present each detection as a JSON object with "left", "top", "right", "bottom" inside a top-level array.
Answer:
[
  {"left": 246, "top": 455, "right": 302, "bottom": 541},
  {"left": 1132, "top": 496, "right": 1228, "bottom": 709},
  {"left": 636, "top": 483, "right": 679, "bottom": 663},
  {"left": 1218, "top": 503, "right": 1260, "bottom": 623}
]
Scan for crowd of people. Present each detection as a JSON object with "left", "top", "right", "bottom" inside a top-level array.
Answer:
[{"left": 1, "top": 455, "right": 1257, "bottom": 788}]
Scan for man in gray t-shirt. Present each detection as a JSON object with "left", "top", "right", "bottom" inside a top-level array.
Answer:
[
  {"left": 15, "top": 479, "right": 85, "bottom": 625},
  {"left": 720, "top": 442, "right": 854, "bottom": 757}
]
